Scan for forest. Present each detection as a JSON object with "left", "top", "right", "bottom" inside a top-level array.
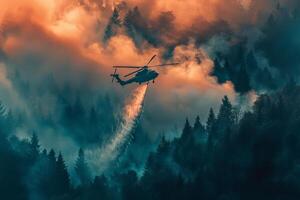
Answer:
[{"left": 1, "top": 82, "right": 300, "bottom": 200}]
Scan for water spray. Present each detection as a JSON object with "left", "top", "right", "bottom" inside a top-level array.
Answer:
[{"left": 87, "top": 84, "right": 148, "bottom": 175}]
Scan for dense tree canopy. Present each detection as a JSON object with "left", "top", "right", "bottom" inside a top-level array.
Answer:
[{"left": 1, "top": 84, "right": 300, "bottom": 200}]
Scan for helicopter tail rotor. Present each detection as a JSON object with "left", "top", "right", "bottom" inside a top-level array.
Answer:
[{"left": 111, "top": 68, "right": 117, "bottom": 82}]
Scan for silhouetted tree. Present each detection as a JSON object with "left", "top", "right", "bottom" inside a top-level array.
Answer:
[
  {"left": 88, "top": 175, "right": 114, "bottom": 200},
  {"left": 2, "top": 82, "right": 300, "bottom": 200},
  {"left": 75, "top": 148, "right": 91, "bottom": 186},
  {"left": 55, "top": 153, "right": 70, "bottom": 195},
  {"left": 193, "top": 115, "right": 205, "bottom": 134},
  {"left": 119, "top": 170, "right": 140, "bottom": 200},
  {"left": 181, "top": 118, "right": 192, "bottom": 140},
  {"left": 0, "top": 131, "right": 27, "bottom": 200},
  {"left": 30, "top": 132, "right": 40, "bottom": 161},
  {"left": 44, "top": 149, "right": 58, "bottom": 197},
  {"left": 216, "top": 96, "right": 235, "bottom": 134},
  {"left": 206, "top": 108, "right": 216, "bottom": 134},
  {"left": 48, "top": 149, "right": 56, "bottom": 167}
]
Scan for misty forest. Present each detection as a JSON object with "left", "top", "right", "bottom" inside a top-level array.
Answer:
[{"left": 1, "top": 1, "right": 300, "bottom": 200}]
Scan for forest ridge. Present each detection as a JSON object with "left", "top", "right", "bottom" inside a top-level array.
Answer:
[{"left": 1, "top": 83, "right": 300, "bottom": 200}]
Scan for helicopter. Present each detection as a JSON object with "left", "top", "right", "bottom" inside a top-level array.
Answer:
[{"left": 111, "top": 55, "right": 180, "bottom": 86}]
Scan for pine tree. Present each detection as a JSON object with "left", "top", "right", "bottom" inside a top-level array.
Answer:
[
  {"left": 55, "top": 152, "right": 70, "bottom": 195},
  {"left": 218, "top": 95, "right": 234, "bottom": 123},
  {"left": 30, "top": 132, "right": 40, "bottom": 160},
  {"left": 181, "top": 118, "right": 192, "bottom": 140},
  {"left": 206, "top": 108, "right": 217, "bottom": 149},
  {"left": 90, "top": 175, "right": 113, "bottom": 200},
  {"left": 48, "top": 149, "right": 56, "bottom": 164},
  {"left": 206, "top": 108, "right": 216, "bottom": 134},
  {"left": 0, "top": 131, "right": 27, "bottom": 199},
  {"left": 217, "top": 96, "right": 234, "bottom": 128},
  {"left": 75, "top": 148, "right": 91, "bottom": 185},
  {"left": 119, "top": 170, "right": 140, "bottom": 200},
  {"left": 46, "top": 149, "right": 57, "bottom": 197},
  {"left": 193, "top": 115, "right": 205, "bottom": 133}
]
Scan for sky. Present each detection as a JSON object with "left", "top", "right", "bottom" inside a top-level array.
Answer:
[{"left": 0, "top": 0, "right": 299, "bottom": 162}]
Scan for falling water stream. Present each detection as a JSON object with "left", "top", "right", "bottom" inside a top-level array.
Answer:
[{"left": 87, "top": 84, "right": 148, "bottom": 174}]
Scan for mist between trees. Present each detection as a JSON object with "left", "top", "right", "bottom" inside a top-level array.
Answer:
[{"left": 1, "top": 82, "right": 300, "bottom": 200}]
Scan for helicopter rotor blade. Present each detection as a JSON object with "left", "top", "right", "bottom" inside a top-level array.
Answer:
[
  {"left": 148, "top": 63, "right": 181, "bottom": 68},
  {"left": 124, "top": 68, "right": 144, "bottom": 77},
  {"left": 146, "top": 55, "right": 157, "bottom": 66},
  {"left": 113, "top": 66, "right": 142, "bottom": 69}
]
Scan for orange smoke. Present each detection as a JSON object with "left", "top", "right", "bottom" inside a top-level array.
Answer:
[{"left": 1, "top": 0, "right": 279, "bottom": 133}]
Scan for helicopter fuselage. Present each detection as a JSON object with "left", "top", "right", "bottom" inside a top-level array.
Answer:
[
  {"left": 111, "top": 68, "right": 159, "bottom": 86},
  {"left": 134, "top": 68, "right": 159, "bottom": 83},
  {"left": 111, "top": 54, "right": 179, "bottom": 86}
]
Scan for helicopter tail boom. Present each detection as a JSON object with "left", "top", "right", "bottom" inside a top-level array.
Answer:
[{"left": 110, "top": 74, "right": 127, "bottom": 86}]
